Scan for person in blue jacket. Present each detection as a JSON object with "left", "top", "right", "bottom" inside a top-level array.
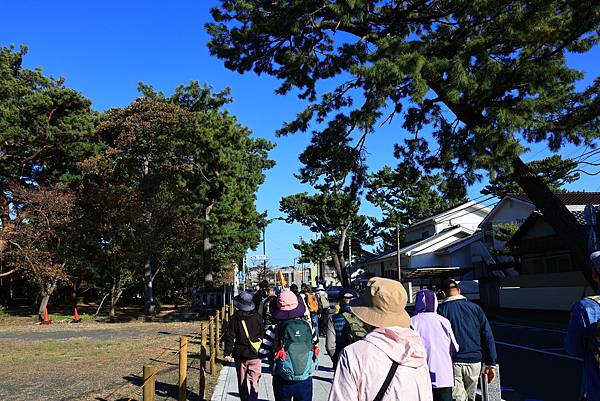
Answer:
[
  {"left": 437, "top": 279, "right": 497, "bottom": 401},
  {"left": 565, "top": 251, "right": 600, "bottom": 401}
]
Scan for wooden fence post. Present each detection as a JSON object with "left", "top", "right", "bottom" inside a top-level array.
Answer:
[
  {"left": 209, "top": 316, "right": 216, "bottom": 375},
  {"left": 215, "top": 311, "right": 221, "bottom": 353},
  {"left": 178, "top": 336, "right": 188, "bottom": 401},
  {"left": 221, "top": 307, "right": 227, "bottom": 349},
  {"left": 143, "top": 364, "right": 156, "bottom": 401},
  {"left": 199, "top": 323, "right": 207, "bottom": 400}
]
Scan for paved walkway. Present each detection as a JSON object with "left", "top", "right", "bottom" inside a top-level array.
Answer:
[{"left": 211, "top": 338, "right": 334, "bottom": 401}]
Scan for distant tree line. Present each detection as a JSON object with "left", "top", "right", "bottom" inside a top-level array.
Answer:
[{"left": 0, "top": 46, "right": 274, "bottom": 318}]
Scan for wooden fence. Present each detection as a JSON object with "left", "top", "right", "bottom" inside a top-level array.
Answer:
[{"left": 126, "top": 303, "right": 234, "bottom": 401}]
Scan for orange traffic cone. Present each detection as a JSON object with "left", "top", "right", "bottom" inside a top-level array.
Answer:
[
  {"left": 41, "top": 307, "right": 51, "bottom": 325},
  {"left": 73, "top": 307, "right": 81, "bottom": 323}
]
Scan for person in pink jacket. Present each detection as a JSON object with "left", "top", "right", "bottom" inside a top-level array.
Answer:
[{"left": 328, "top": 277, "right": 433, "bottom": 401}]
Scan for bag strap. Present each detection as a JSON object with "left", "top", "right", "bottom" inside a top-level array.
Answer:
[
  {"left": 241, "top": 319, "right": 252, "bottom": 342},
  {"left": 373, "top": 361, "right": 399, "bottom": 401}
]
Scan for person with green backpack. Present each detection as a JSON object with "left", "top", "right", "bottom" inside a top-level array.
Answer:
[
  {"left": 325, "top": 288, "right": 365, "bottom": 368},
  {"left": 224, "top": 291, "right": 264, "bottom": 401},
  {"left": 258, "top": 289, "right": 320, "bottom": 401}
]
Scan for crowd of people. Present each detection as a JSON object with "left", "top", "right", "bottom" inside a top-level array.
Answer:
[{"left": 223, "top": 251, "right": 600, "bottom": 401}]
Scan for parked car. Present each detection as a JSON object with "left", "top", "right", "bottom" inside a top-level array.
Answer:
[{"left": 325, "top": 285, "right": 343, "bottom": 302}]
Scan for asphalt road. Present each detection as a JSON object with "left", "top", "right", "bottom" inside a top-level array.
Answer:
[{"left": 491, "top": 321, "right": 583, "bottom": 401}]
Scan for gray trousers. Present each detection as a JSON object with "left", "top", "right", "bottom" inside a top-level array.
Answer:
[{"left": 452, "top": 362, "right": 481, "bottom": 401}]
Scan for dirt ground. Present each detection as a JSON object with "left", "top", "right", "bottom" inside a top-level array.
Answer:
[{"left": 0, "top": 320, "right": 224, "bottom": 401}]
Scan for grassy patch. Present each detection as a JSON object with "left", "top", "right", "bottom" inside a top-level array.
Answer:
[
  {"left": 0, "top": 338, "right": 161, "bottom": 365},
  {"left": 0, "top": 321, "right": 215, "bottom": 401}
]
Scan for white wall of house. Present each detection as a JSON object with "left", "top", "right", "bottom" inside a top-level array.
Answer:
[
  {"left": 520, "top": 219, "right": 556, "bottom": 239},
  {"left": 442, "top": 204, "right": 490, "bottom": 232},
  {"left": 405, "top": 222, "right": 436, "bottom": 243},
  {"left": 479, "top": 198, "right": 535, "bottom": 250},
  {"left": 405, "top": 202, "right": 490, "bottom": 244},
  {"left": 450, "top": 246, "right": 472, "bottom": 269}
]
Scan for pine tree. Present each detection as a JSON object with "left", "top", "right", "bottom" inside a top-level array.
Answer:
[{"left": 207, "top": 1, "right": 600, "bottom": 286}]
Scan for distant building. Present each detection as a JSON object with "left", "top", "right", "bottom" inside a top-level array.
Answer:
[
  {"left": 364, "top": 201, "right": 492, "bottom": 286},
  {"left": 482, "top": 192, "right": 600, "bottom": 311}
]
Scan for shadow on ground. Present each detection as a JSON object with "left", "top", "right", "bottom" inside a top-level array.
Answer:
[{"left": 95, "top": 374, "right": 203, "bottom": 401}]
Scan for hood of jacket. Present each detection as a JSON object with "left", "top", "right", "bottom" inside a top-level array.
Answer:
[
  {"left": 414, "top": 289, "right": 438, "bottom": 314},
  {"left": 363, "top": 326, "right": 427, "bottom": 368}
]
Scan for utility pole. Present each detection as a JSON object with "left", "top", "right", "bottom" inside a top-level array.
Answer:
[
  {"left": 262, "top": 226, "right": 267, "bottom": 282},
  {"left": 396, "top": 218, "right": 402, "bottom": 282},
  {"left": 348, "top": 237, "right": 352, "bottom": 266}
]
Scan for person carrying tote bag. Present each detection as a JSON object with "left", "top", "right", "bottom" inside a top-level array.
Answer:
[{"left": 224, "top": 291, "right": 264, "bottom": 401}]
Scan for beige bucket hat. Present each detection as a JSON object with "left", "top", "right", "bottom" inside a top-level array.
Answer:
[{"left": 350, "top": 277, "right": 411, "bottom": 328}]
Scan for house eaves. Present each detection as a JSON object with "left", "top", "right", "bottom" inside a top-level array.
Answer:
[
  {"left": 370, "top": 226, "right": 472, "bottom": 262},
  {"left": 435, "top": 232, "right": 483, "bottom": 255},
  {"left": 409, "top": 200, "right": 491, "bottom": 231}
]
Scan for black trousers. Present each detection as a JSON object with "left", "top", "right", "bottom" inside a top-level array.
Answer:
[{"left": 433, "top": 387, "right": 452, "bottom": 401}]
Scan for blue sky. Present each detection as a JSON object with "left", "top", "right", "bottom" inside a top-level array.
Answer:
[{"left": 2, "top": 1, "right": 599, "bottom": 268}]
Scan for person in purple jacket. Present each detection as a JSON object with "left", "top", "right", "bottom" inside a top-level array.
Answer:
[{"left": 411, "top": 289, "right": 459, "bottom": 401}]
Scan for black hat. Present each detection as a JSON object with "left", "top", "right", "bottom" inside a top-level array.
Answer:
[
  {"left": 440, "top": 279, "right": 459, "bottom": 291},
  {"left": 233, "top": 291, "right": 255, "bottom": 312}
]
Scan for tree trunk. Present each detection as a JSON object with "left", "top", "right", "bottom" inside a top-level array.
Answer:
[
  {"left": 37, "top": 280, "right": 58, "bottom": 321},
  {"left": 144, "top": 256, "right": 154, "bottom": 316},
  {"left": 0, "top": 191, "right": 9, "bottom": 228},
  {"left": 203, "top": 202, "right": 216, "bottom": 288},
  {"left": 512, "top": 156, "right": 595, "bottom": 289},
  {"left": 336, "top": 225, "right": 351, "bottom": 288},
  {"left": 142, "top": 157, "right": 154, "bottom": 316},
  {"left": 71, "top": 281, "right": 78, "bottom": 306},
  {"left": 331, "top": 252, "right": 351, "bottom": 288},
  {"left": 110, "top": 280, "right": 123, "bottom": 321}
]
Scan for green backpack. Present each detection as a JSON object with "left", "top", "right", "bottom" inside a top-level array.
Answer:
[
  {"left": 272, "top": 319, "right": 316, "bottom": 381},
  {"left": 341, "top": 311, "right": 368, "bottom": 345}
]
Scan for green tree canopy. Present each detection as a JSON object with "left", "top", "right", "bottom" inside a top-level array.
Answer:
[
  {"left": 481, "top": 155, "right": 580, "bottom": 197},
  {"left": 140, "top": 82, "right": 275, "bottom": 287},
  {"left": 0, "top": 44, "right": 100, "bottom": 242},
  {"left": 367, "top": 145, "right": 466, "bottom": 250},
  {"left": 207, "top": 0, "right": 600, "bottom": 286}
]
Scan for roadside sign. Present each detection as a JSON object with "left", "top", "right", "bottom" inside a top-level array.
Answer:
[{"left": 252, "top": 255, "right": 269, "bottom": 261}]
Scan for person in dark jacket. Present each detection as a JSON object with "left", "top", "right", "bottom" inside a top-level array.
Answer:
[
  {"left": 437, "top": 279, "right": 497, "bottom": 401},
  {"left": 224, "top": 291, "right": 264, "bottom": 401},
  {"left": 325, "top": 288, "right": 358, "bottom": 367},
  {"left": 252, "top": 280, "right": 270, "bottom": 313},
  {"left": 565, "top": 251, "right": 600, "bottom": 401},
  {"left": 258, "top": 284, "right": 276, "bottom": 328}
]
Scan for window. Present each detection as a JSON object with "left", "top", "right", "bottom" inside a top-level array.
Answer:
[
  {"left": 421, "top": 230, "right": 430, "bottom": 239},
  {"left": 383, "top": 269, "right": 399, "bottom": 280}
]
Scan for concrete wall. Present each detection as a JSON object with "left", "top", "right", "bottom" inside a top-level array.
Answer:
[
  {"left": 499, "top": 287, "right": 584, "bottom": 311},
  {"left": 497, "top": 272, "right": 589, "bottom": 311}
]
